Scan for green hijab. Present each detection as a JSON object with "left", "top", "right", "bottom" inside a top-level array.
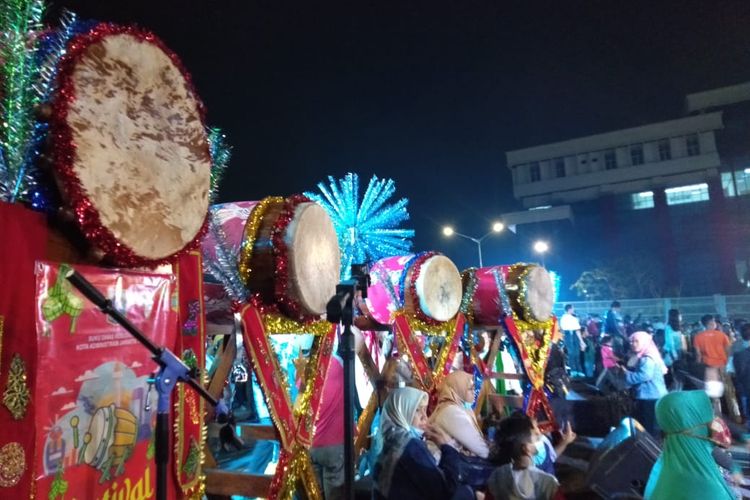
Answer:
[{"left": 644, "top": 391, "right": 734, "bottom": 500}]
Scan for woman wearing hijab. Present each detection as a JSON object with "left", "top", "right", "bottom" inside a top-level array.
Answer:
[
  {"left": 430, "top": 371, "right": 490, "bottom": 458},
  {"left": 372, "top": 387, "right": 474, "bottom": 500},
  {"left": 615, "top": 331, "right": 668, "bottom": 436},
  {"left": 645, "top": 391, "right": 736, "bottom": 500}
]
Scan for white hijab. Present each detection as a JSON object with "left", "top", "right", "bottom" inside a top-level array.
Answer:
[
  {"left": 381, "top": 386, "right": 427, "bottom": 433},
  {"left": 374, "top": 387, "right": 429, "bottom": 497}
]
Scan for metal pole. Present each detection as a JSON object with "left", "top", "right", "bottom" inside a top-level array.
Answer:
[
  {"left": 341, "top": 321, "right": 355, "bottom": 500},
  {"left": 477, "top": 240, "right": 483, "bottom": 268}
]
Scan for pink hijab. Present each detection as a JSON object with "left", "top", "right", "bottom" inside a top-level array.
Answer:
[{"left": 631, "top": 331, "right": 668, "bottom": 374}]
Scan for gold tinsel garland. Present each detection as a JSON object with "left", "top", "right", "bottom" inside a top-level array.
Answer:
[
  {"left": 405, "top": 314, "right": 455, "bottom": 337},
  {"left": 508, "top": 317, "right": 556, "bottom": 389},
  {"left": 263, "top": 312, "right": 334, "bottom": 336},
  {"left": 238, "top": 196, "right": 284, "bottom": 286}
]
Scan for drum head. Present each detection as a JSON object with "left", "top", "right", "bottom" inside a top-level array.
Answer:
[
  {"left": 286, "top": 202, "right": 341, "bottom": 315},
  {"left": 414, "top": 255, "right": 462, "bottom": 322},
  {"left": 521, "top": 265, "right": 554, "bottom": 321},
  {"left": 54, "top": 26, "right": 211, "bottom": 265}
]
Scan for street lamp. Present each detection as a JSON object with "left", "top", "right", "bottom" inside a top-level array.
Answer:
[
  {"left": 533, "top": 240, "right": 549, "bottom": 267},
  {"left": 441, "top": 222, "right": 504, "bottom": 267}
]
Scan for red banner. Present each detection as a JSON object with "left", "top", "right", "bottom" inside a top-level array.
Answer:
[
  {"left": 173, "top": 251, "right": 207, "bottom": 496},
  {"left": 0, "top": 202, "right": 48, "bottom": 499},
  {"left": 239, "top": 304, "right": 336, "bottom": 499},
  {"left": 33, "top": 261, "right": 178, "bottom": 500}
]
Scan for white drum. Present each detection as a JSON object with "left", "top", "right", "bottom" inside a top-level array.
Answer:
[{"left": 52, "top": 25, "right": 211, "bottom": 266}]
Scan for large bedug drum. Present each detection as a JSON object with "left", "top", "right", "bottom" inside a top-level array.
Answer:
[
  {"left": 363, "top": 253, "right": 463, "bottom": 325},
  {"left": 202, "top": 197, "right": 341, "bottom": 320},
  {"left": 468, "top": 264, "right": 554, "bottom": 325},
  {"left": 51, "top": 24, "right": 212, "bottom": 267}
]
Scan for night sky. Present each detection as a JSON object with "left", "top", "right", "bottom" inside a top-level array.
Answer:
[{"left": 56, "top": 0, "right": 750, "bottom": 273}]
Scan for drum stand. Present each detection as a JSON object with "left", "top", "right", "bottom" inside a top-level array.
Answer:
[
  {"left": 327, "top": 264, "right": 370, "bottom": 500},
  {"left": 65, "top": 269, "right": 225, "bottom": 500}
]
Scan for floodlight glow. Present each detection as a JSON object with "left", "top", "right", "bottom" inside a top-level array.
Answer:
[
  {"left": 442, "top": 226, "right": 455, "bottom": 236},
  {"left": 492, "top": 222, "right": 505, "bottom": 233},
  {"left": 533, "top": 240, "right": 549, "bottom": 254}
]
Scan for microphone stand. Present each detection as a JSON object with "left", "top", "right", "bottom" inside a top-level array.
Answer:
[
  {"left": 65, "top": 268, "right": 224, "bottom": 500},
  {"left": 327, "top": 264, "right": 369, "bottom": 500},
  {"left": 328, "top": 280, "right": 356, "bottom": 500}
]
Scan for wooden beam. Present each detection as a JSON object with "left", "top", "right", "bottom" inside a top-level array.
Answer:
[
  {"left": 206, "top": 332, "right": 236, "bottom": 420},
  {"left": 486, "top": 371, "right": 525, "bottom": 381},
  {"left": 205, "top": 469, "right": 272, "bottom": 497},
  {"left": 488, "top": 393, "right": 524, "bottom": 411},
  {"left": 357, "top": 343, "right": 381, "bottom": 387},
  {"left": 237, "top": 423, "right": 279, "bottom": 442}
]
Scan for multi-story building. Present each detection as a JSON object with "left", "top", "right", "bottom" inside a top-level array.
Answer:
[{"left": 505, "top": 82, "right": 750, "bottom": 300}]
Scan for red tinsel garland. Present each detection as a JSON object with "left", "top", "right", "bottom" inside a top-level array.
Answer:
[{"left": 50, "top": 23, "right": 210, "bottom": 268}]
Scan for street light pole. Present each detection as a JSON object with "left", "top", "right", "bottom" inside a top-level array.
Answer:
[
  {"left": 442, "top": 222, "right": 504, "bottom": 268},
  {"left": 533, "top": 240, "right": 550, "bottom": 268}
]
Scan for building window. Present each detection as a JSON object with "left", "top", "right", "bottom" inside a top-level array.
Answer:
[
  {"left": 630, "top": 144, "right": 644, "bottom": 165},
  {"left": 631, "top": 191, "right": 654, "bottom": 210},
  {"left": 554, "top": 158, "right": 565, "bottom": 178},
  {"left": 605, "top": 150, "right": 617, "bottom": 170},
  {"left": 530, "top": 162, "right": 541, "bottom": 182},
  {"left": 686, "top": 134, "right": 700, "bottom": 156},
  {"left": 665, "top": 183, "right": 709, "bottom": 205},
  {"left": 722, "top": 169, "right": 750, "bottom": 197},
  {"left": 658, "top": 139, "right": 671, "bottom": 161}
]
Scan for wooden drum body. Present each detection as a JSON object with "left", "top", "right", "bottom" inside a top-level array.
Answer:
[
  {"left": 470, "top": 264, "right": 554, "bottom": 325},
  {"left": 364, "top": 252, "right": 462, "bottom": 325}
]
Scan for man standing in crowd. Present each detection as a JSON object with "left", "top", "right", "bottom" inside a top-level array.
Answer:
[
  {"left": 560, "top": 304, "right": 584, "bottom": 377},
  {"left": 694, "top": 314, "right": 731, "bottom": 414},
  {"left": 732, "top": 323, "right": 750, "bottom": 427},
  {"left": 605, "top": 301, "right": 626, "bottom": 356}
]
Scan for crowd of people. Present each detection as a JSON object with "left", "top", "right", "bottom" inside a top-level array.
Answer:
[
  {"left": 221, "top": 301, "right": 750, "bottom": 499},
  {"left": 369, "top": 370, "right": 575, "bottom": 500},
  {"left": 557, "top": 301, "right": 750, "bottom": 499},
  {"left": 355, "top": 302, "right": 750, "bottom": 500}
]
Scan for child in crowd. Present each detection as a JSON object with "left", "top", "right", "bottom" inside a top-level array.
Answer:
[
  {"left": 486, "top": 416, "right": 561, "bottom": 500},
  {"left": 595, "top": 335, "right": 629, "bottom": 394}
]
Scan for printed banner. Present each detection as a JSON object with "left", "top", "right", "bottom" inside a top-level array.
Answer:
[{"left": 33, "top": 261, "right": 178, "bottom": 500}]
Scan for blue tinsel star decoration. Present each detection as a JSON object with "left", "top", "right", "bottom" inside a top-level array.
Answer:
[{"left": 305, "top": 173, "right": 415, "bottom": 279}]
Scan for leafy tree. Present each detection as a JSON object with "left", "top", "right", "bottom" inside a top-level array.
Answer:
[{"left": 571, "top": 254, "right": 664, "bottom": 300}]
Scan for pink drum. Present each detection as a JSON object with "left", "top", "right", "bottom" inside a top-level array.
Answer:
[
  {"left": 202, "top": 197, "right": 341, "bottom": 319},
  {"left": 363, "top": 253, "right": 462, "bottom": 325},
  {"left": 469, "top": 264, "right": 554, "bottom": 325}
]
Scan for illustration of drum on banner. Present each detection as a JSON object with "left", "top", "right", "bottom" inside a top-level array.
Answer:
[{"left": 33, "top": 262, "right": 179, "bottom": 498}]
